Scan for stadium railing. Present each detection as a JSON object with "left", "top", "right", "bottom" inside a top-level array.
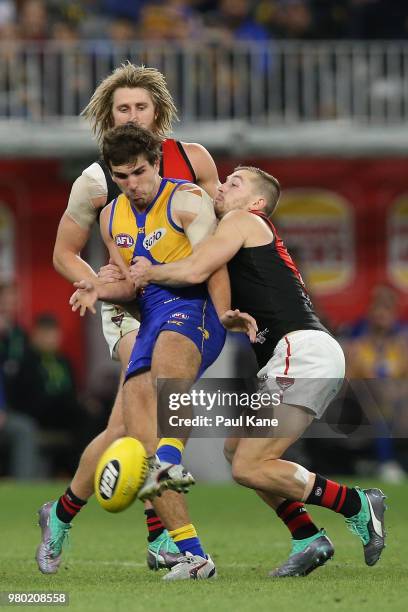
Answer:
[{"left": 1, "top": 40, "right": 408, "bottom": 124}]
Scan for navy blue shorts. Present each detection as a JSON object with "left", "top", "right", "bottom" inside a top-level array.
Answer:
[{"left": 125, "top": 296, "right": 226, "bottom": 380}]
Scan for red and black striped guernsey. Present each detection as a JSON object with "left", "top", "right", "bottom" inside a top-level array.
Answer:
[{"left": 227, "top": 211, "right": 328, "bottom": 368}]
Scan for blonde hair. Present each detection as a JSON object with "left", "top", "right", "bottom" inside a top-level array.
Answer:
[
  {"left": 82, "top": 62, "right": 178, "bottom": 145},
  {"left": 235, "top": 166, "right": 281, "bottom": 216}
]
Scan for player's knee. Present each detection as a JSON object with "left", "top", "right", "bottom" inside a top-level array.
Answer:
[
  {"left": 223, "top": 442, "right": 236, "bottom": 465},
  {"left": 231, "top": 455, "right": 255, "bottom": 488},
  {"left": 104, "top": 423, "right": 126, "bottom": 444}
]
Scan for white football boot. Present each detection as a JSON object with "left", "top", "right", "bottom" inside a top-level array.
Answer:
[
  {"left": 163, "top": 552, "right": 217, "bottom": 581},
  {"left": 138, "top": 455, "right": 195, "bottom": 502}
]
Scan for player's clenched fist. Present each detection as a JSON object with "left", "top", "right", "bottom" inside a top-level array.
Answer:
[
  {"left": 129, "top": 256, "right": 153, "bottom": 289},
  {"left": 98, "top": 259, "right": 126, "bottom": 283}
]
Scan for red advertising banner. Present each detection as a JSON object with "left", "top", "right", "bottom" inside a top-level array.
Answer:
[{"left": 0, "top": 159, "right": 85, "bottom": 381}]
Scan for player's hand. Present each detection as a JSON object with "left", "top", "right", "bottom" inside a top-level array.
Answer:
[
  {"left": 69, "top": 280, "right": 98, "bottom": 316},
  {"left": 98, "top": 260, "right": 125, "bottom": 283},
  {"left": 220, "top": 309, "right": 258, "bottom": 342},
  {"left": 130, "top": 256, "right": 153, "bottom": 290}
]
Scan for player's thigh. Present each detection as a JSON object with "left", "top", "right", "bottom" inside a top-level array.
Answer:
[
  {"left": 123, "top": 370, "right": 159, "bottom": 448},
  {"left": 104, "top": 371, "right": 126, "bottom": 436},
  {"left": 151, "top": 330, "right": 202, "bottom": 379},
  {"left": 102, "top": 331, "right": 138, "bottom": 435},
  {"left": 117, "top": 329, "right": 138, "bottom": 372},
  {"left": 123, "top": 369, "right": 155, "bottom": 412},
  {"left": 233, "top": 402, "right": 313, "bottom": 465}
]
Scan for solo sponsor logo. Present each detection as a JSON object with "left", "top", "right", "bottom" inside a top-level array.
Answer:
[{"left": 143, "top": 227, "right": 167, "bottom": 250}]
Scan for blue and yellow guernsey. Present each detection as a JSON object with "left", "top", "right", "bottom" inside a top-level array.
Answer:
[
  {"left": 109, "top": 178, "right": 207, "bottom": 316},
  {"left": 110, "top": 177, "right": 226, "bottom": 379}
]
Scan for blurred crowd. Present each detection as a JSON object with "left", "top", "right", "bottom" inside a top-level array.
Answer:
[
  {"left": 1, "top": 0, "right": 405, "bottom": 122},
  {"left": 315, "top": 284, "right": 408, "bottom": 484},
  {"left": 0, "top": 0, "right": 407, "bottom": 45},
  {"left": 0, "top": 280, "right": 117, "bottom": 479}
]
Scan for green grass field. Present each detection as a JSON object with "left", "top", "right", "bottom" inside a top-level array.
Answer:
[{"left": 0, "top": 480, "right": 406, "bottom": 612}]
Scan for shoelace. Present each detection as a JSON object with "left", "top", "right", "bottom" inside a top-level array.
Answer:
[
  {"left": 180, "top": 553, "right": 200, "bottom": 564},
  {"left": 156, "top": 533, "right": 172, "bottom": 553},
  {"left": 152, "top": 534, "right": 166, "bottom": 570},
  {"left": 49, "top": 524, "right": 71, "bottom": 555},
  {"left": 173, "top": 557, "right": 195, "bottom": 567},
  {"left": 345, "top": 514, "right": 369, "bottom": 545},
  {"left": 150, "top": 531, "right": 178, "bottom": 569}
]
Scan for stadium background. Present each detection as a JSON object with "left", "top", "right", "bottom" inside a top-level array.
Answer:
[
  {"left": 1, "top": 0, "right": 408, "bottom": 482},
  {"left": 1, "top": 3, "right": 408, "bottom": 610}
]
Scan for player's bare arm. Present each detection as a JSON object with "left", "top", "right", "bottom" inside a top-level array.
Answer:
[
  {"left": 70, "top": 204, "right": 137, "bottom": 316},
  {"left": 96, "top": 204, "right": 137, "bottom": 302},
  {"left": 182, "top": 142, "right": 220, "bottom": 199},
  {"left": 130, "top": 208, "right": 257, "bottom": 339},
  {"left": 164, "top": 182, "right": 232, "bottom": 318},
  {"left": 53, "top": 170, "right": 107, "bottom": 283},
  {"left": 54, "top": 215, "right": 95, "bottom": 283},
  {"left": 131, "top": 210, "right": 248, "bottom": 287}
]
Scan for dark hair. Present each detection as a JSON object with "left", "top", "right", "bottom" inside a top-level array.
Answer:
[
  {"left": 34, "top": 313, "right": 59, "bottom": 329},
  {"left": 102, "top": 123, "right": 162, "bottom": 169}
]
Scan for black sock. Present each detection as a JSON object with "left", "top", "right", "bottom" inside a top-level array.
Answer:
[
  {"left": 276, "top": 500, "right": 320, "bottom": 540},
  {"left": 145, "top": 508, "right": 165, "bottom": 542},
  {"left": 305, "top": 474, "right": 362, "bottom": 518},
  {"left": 55, "top": 487, "right": 87, "bottom": 524}
]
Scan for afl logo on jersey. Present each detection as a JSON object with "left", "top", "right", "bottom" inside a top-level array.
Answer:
[
  {"left": 115, "top": 233, "right": 134, "bottom": 248},
  {"left": 143, "top": 228, "right": 167, "bottom": 251}
]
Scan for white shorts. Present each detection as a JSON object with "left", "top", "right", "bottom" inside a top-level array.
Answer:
[
  {"left": 101, "top": 302, "right": 140, "bottom": 360},
  {"left": 257, "top": 330, "right": 345, "bottom": 419}
]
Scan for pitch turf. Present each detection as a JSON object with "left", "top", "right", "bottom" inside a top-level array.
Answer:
[{"left": 0, "top": 480, "right": 406, "bottom": 612}]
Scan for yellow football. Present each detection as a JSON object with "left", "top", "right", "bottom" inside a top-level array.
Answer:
[{"left": 94, "top": 437, "right": 148, "bottom": 513}]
